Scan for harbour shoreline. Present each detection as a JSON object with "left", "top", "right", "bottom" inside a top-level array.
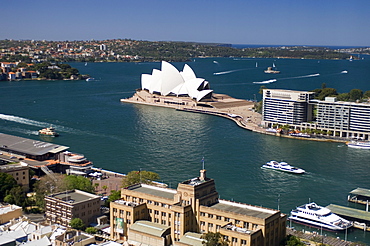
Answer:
[{"left": 121, "top": 90, "right": 346, "bottom": 143}]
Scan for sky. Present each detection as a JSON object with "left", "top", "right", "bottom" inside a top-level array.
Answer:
[{"left": 2, "top": 0, "right": 369, "bottom": 47}]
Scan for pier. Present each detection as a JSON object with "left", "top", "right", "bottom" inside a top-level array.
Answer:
[{"left": 326, "top": 204, "right": 370, "bottom": 231}]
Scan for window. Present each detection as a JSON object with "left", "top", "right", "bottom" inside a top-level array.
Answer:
[
  {"left": 162, "top": 212, "right": 166, "bottom": 217},
  {"left": 154, "top": 202, "right": 159, "bottom": 206},
  {"left": 161, "top": 220, "right": 166, "bottom": 225},
  {"left": 200, "top": 212, "right": 205, "bottom": 216},
  {"left": 232, "top": 237, "right": 237, "bottom": 243},
  {"left": 208, "top": 214, "right": 213, "bottom": 218},
  {"left": 154, "top": 210, "right": 159, "bottom": 215},
  {"left": 216, "top": 215, "right": 222, "bottom": 220},
  {"left": 224, "top": 217, "right": 230, "bottom": 222},
  {"left": 241, "top": 239, "right": 247, "bottom": 245}
]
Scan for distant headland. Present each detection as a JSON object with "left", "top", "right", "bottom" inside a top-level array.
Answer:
[{"left": 1, "top": 39, "right": 367, "bottom": 64}]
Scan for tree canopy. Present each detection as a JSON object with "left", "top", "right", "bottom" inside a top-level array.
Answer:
[
  {"left": 0, "top": 172, "right": 18, "bottom": 201},
  {"left": 70, "top": 218, "right": 85, "bottom": 231},
  {"left": 122, "top": 170, "right": 160, "bottom": 188},
  {"left": 201, "top": 232, "right": 229, "bottom": 246}
]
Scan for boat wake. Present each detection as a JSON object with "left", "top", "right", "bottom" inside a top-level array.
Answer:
[
  {"left": 253, "top": 79, "right": 277, "bottom": 84},
  {"left": 0, "top": 113, "right": 49, "bottom": 128},
  {"left": 252, "top": 73, "right": 320, "bottom": 85},
  {"left": 0, "top": 113, "right": 78, "bottom": 134},
  {"left": 213, "top": 68, "right": 254, "bottom": 75},
  {"left": 279, "top": 73, "right": 320, "bottom": 81},
  {"left": 0, "top": 113, "right": 127, "bottom": 142}
]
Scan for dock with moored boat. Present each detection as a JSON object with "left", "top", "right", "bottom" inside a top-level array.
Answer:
[{"left": 326, "top": 204, "right": 370, "bottom": 231}]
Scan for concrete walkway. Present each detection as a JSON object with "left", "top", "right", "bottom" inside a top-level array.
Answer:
[{"left": 287, "top": 228, "right": 352, "bottom": 246}]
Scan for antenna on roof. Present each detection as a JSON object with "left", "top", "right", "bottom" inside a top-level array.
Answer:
[{"left": 201, "top": 157, "right": 205, "bottom": 170}]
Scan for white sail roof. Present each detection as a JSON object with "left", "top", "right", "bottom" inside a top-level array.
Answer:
[{"left": 140, "top": 61, "right": 213, "bottom": 101}]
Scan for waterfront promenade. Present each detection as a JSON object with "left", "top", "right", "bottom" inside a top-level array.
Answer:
[
  {"left": 121, "top": 90, "right": 265, "bottom": 131},
  {"left": 121, "top": 90, "right": 346, "bottom": 143}
]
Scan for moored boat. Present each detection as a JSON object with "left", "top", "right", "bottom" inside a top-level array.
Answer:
[
  {"left": 261, "top": 160, "right": 305, "bottom": 174},
  {"left": 288, "top": 202, "right": 353, "bottom": 231},
  {"left": 346, "top": 140, "right": 370, "bottom": 149},
  {"left": 38, "top": 126, "right": 59, "bottom": 137}
]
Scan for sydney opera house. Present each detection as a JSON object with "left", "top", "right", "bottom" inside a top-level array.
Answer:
[{"left": 140, "top": 61, "right": 213, "bottom": 102}]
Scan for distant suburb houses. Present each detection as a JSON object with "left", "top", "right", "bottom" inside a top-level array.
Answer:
[{"left": 0, "top": 62, "right": 38, "bottom": 81}]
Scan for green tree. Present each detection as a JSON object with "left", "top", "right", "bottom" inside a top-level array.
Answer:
[
  {"left": 201, "top": 232, "right": 229, "bottom": 246},
  {"left": 281, "top": 235, "right": 305, "bottom": 246},
  {"left": 363, "top": 90, "right": 370, "bottom": 99},
  {"left": 317, "top": 88, "right": 337, "bottom": 100},
  {"left": 349, "top": 89, "right": 363, "bottom": 102},
  {"left": 70, "top": 218, "right": 86, "bottom": 230},
  {"left": 122, "top": 170, "right": 160, "bottom": 188},
  {"left": 64, "top": 175, "right": 95, "bottom": 193},
  {"left": 4, "top": 186, "right": 27, "bottom": 208},
  {"left": 336, "top": 92, "right": 350, "bottom": 101},
  {"left": 108, "top": 190, "right": 121, "bottom": 202},
  {"left": 102, "top": 185, "right": 108, "bottom": 194},
  {"left": 85, "top": 227, "right": 97, "bottom": 234},
  {"left": 0, "top": 172, "right": 18, "bottom": 201}
]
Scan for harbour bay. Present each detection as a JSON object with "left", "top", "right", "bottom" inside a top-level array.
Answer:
[{"left": 1, "top": 58, "right": 370, "bottom": 243}]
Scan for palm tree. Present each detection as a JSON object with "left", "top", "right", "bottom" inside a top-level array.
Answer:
[{"left": 102, "top": 185, "right": 108, "bottom": 195}]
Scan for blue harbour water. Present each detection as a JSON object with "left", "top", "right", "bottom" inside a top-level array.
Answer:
[{"left": 1, "top": 57, "right": 370, "bottom": 243}]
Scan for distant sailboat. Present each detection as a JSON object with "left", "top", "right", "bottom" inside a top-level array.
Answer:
[
  {"left": 85, "top": 62, "right": 88, "bottom": 66},
  {"left": 256, "top": 62, "right": 258, "bottom": 68}
]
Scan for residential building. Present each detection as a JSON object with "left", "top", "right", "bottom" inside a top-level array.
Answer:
[
  {"left": 0, "top": 204, "right": 22, "bottom": 224},
  {"left": 262, "top": 89, "right": 315, "bottom": 127},
  {"left": 45, "top": 190, "right": 101, "bottom": 227},
  {"left": 110, "top": 169, "right": 286, "bottom": 246},
  {"left": 54, "top": 230, "right": 95, "bottom": 246},
  {"left": 262, "top": 89, "right": 370, "bottom": 139},
  {"left": 0, "top": 163, "right": 30, "bottom": 190}
]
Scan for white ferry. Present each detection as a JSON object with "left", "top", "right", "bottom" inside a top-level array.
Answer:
[
  {"left": 261, "top": 160, "right": 305, "bottom": 174},
  {"left": 288, "top": 202, "right": 352, "bottom": 231},
  {"left": 38, "top": 126, "right": 59, "bottom": 137},
  {"left": 346, "top": 140, "right": 370, "bottom": 149}
]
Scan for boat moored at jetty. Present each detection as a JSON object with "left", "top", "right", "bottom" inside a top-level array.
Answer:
[
  {"left": 288, "top": 202, "right": 353, "bottom": 231},
  {"left": 261, "top": 160, "right": 305, "bottom": 174},
  {"left": 346, "top": 140, "right": 370, "bottom": 149},
  {"left": 38, "top": 126, "right": 59, "bottom": 137}
]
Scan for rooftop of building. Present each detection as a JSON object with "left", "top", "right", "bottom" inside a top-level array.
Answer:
[
  {"left": 264, "top": 88, "right": 315, "bottom": 94},
  {"left": 129, "top": 220, "right": 170, "bottom": 238},
  {"left": 46, "top": 189, "right": 100, "bottom": 204},
  {"left": 209, "top": 199, "right": 277, "bottom": 219},
  {"left": 178, "top": 232, "right": 204, "bottom": 246},
  {"left": 0, "top": 204, "right": 22, "bottom": 215},
  {"left": 0, "top": 163, "right": 28, "bottom": 172},
  {"left": 349, "top": 187, "right": 370, "bottom": 197},
  {"left": 0, "top": 133, "right": 69, "bottom": 156},
  {"left": 126, "top": 183, "right": 176, "bottom": 200}
]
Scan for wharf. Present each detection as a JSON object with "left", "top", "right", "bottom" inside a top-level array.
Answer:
[
  {"left": 326, "top": 204, "right": 370, "bottom": 231},
  {"left": 348, "top": 187, "right": 370, "bottom": 205}
]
